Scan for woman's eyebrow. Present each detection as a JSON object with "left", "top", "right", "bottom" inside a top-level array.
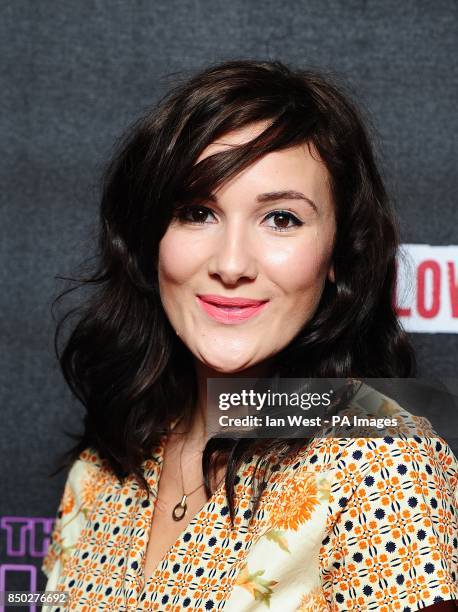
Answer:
[
  {"left": 256, "top": 190, "right": 318, "bottom": 213},
  {"left": 207, "top": 190, "right": 319, "bottom": 213}
]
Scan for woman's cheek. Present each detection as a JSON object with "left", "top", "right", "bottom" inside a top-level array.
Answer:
[
  {"left": 265, "top": 242, "right": 326, "bottom": 291},
  {"left": 158, "top": 230, "right": 200, "bottom": 284}
]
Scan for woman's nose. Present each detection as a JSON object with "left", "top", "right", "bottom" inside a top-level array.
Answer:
[{"left": 207, "top": 222, "right": 258, "bottom": 285}]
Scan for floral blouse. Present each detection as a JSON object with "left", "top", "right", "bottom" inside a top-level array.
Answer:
[{"left": 42, "top": 383, "right": 458, "bottom": 611}]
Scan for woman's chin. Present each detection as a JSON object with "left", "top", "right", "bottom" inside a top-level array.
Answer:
[
  {"left": 204, "top": 361, "right": 251, "bottom": 375},
  {"left": 198, "top": 350, "right": 256, "bottom": 375}
]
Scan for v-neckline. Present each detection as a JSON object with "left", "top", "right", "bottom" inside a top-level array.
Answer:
[{"left": 136, "top": 431, "right": 229, "bottom": 596}]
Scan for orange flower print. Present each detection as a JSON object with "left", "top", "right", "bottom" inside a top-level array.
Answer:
[
  {"left": 365, "top": 444, "right": 394, "bottom": 471},
  {"left": 376, "top": 475, "right": 405, "bottom": 505},
  {"left": 270, "top": 469, "right": 319, "bottom": 531},
  {"left": 61, "top": 483, "right": 75, "bottom": 516},
  {"left": 296, "top": 585, "right": 329, "bottom": 611},
  {"left": 397, "top": 542, "right": 422, "bottom": 573},
  {"left": 81, "top": 466, "right": 109, "bottom": 508},
  {"left": 404, "top": 576, "right": 431, "bottom": 606},
  {"left": 374, "top": 584, "right": 403, "bottom": 611}
]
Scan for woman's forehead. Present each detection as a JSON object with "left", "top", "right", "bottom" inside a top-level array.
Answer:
[
  {"left": 194, "top": 137, "right": 330, "bottom": 209},
  {"left": 195, "top": 122, "right": 324, "bottom": 171},
  {"left": 195, "top": 121, "right": 271, "bottom": 164}
]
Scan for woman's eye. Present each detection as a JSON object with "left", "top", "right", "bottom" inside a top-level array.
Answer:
[
  {"left": 174, "top": 206, "right": 303, "bottom": 232},
  {"left": 175, "top": 205, "right": 217, "bottom": 224},
  {"left": 263, "top": 210, "right": 303, "bottom": 232}
]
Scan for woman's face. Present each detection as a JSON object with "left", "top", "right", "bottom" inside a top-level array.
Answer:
[{"left": 158, "top": 122, "right": 336, "bottom": 373}]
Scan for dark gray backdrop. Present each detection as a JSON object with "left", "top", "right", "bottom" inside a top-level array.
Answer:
[{"left": 1, "top": 0, "right": 456, "bottom": 592}]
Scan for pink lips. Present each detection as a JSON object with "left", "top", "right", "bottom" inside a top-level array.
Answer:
[{"left": 197, "top": 294, "right": 269, "bottom": 324}]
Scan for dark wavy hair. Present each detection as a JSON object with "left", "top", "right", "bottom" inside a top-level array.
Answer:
[{"left": 52, "top": 59, "right": 416, "bottom": 527}]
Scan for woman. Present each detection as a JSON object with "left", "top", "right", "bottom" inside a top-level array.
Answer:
[{"left": 42, "top": 60, "right": 458, "bottom": 611}]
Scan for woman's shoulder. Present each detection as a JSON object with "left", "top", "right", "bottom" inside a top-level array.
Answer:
[
  {"left": 54, "top": 446, "right": 116, "bottom": 511},
  {"left": 76, "top": 445, "right": 109, "bottom": 468},
  {"left": 242, "top": 388, "right": 458, "bottom": 610},
  {"left": 295, "top": 381, "right": 458, "bottom": 492},
  {"left": 41, "top": 446, "right": 115, "bottom": 581},
  {"left": 295, "top": 430, "right": 458, "bottom": 509},
  {"left": 281, "top": 385, "right": 458, "bottom": 609}
]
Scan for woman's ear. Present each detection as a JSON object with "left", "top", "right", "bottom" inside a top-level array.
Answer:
[{"left": 327, "top": 264, "right": 335, "bottom": 283}]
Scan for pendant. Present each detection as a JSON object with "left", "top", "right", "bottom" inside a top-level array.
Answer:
[{"left": 172, "top": 494, "right": 187, "bottom": 521}]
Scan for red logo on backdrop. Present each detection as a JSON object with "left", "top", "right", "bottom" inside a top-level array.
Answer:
[{"left": 394, "top": 245, "right": 458, "bottom": 333}]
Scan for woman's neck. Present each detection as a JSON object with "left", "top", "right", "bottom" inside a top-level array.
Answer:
[{"left": 180, "top": 358, "right": 275, "bottom": 447}]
